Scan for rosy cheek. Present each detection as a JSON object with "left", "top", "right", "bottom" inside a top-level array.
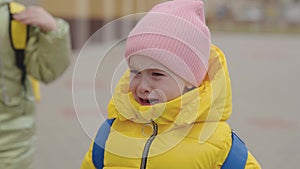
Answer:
[
  {"left": 129, "top": 76, "right": 137, "bottom": 87},
  {"left": 129, "top": 83, "right": 135, "bottom": 92}
]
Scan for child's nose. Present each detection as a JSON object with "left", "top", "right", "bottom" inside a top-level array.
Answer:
[{"left": 137, "top": 76, "right": 151, "bottom": 93}]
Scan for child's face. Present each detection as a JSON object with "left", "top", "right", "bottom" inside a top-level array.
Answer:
[{"left": 129, "top": 55, "right": 188, "bottom": 105}]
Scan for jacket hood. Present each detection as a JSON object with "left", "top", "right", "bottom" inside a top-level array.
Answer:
[{"left": 108, "top": 45, "right": 232, "bottom": 125}]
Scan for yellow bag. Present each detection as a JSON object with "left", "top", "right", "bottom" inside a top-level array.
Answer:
[{"left": 8, "top": 2, "right": 41, "bottom": 102}]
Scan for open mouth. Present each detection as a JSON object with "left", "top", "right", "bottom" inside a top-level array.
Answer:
[{"left": 139, "top": 98, "right": 159, "bottom": 105}]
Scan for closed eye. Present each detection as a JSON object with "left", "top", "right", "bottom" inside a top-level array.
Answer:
[{"left": 152, "top": 72, "right": 165, "bottom": 76}]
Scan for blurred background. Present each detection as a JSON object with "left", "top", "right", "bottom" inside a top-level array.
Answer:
[
  {"left": 14, "top": 0, "right": 300, "bottom": 169},
  {"left": 18, "top": 0, "right": 300, "bottom": 49}
]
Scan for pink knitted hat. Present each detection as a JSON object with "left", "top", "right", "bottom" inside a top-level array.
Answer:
[{"left": 125, "top": 0, "right": 211, "bottom": 87}]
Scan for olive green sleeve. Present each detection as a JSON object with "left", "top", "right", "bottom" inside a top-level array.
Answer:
[{"left": 25, "top": 18, "right": 72, "bottom": 84}]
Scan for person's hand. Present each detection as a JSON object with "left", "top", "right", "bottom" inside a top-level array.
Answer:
[{"left": 13, "top": 6, "right": 58, "bottom": 32}]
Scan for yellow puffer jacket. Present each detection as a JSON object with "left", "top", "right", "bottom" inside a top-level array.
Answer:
[{"left": 81, "top": 45, "right": 261, "bottom": 169}]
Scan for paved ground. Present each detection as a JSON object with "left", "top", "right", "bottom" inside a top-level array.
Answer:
[{"left": 34, "top": 32, "right": 300, "bottom": 169}]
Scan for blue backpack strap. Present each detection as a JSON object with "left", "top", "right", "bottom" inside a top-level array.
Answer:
[
  {"left": 92, "top": 118, "right": 115, "bottom": 169},
  {"left": 221, "top": 131, "right": 248, "bottom": 169}
]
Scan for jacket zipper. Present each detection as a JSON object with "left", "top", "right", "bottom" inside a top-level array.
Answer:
[{"left": 140, "top": 120, "right": 158, "bottom": 169}]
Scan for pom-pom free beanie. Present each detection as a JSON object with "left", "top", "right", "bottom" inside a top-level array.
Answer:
[{"left": 125, "top": 0, "right": 211, "bottom": 87}]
